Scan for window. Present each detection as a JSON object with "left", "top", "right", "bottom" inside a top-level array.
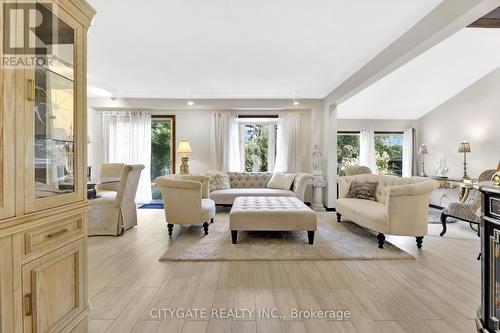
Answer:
[
  {"left": 151, "top": 116, "right": 175, "bottom": 200},
  {"left": 337, "top": 132, "right": 360, "bottom": 176},
  {"left": 374, "top": 132, "right": 403, "bottom": 176},
  {"left": 239, "top": 117, "right": 278, "bottom": 172}
]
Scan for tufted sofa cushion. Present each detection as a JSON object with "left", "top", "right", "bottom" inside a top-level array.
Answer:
[{"left": 227, "top": 172, "right": 272, "bottom": 188}]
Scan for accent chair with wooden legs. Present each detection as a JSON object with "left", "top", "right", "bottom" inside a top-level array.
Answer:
[{"left": 156, "top": 175, "right": 216, "bottom": 237}]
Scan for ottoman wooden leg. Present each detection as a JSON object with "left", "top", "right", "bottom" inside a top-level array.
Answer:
[
  {"left": 167, "top": 224, "right": 173, "bottom": 237},
  {"left": 336, "top": 212, "right": 342, "bottom": 223},
  {"left": 307, "top": 231, "right": 315, "bottom": 245},
  {"left": 203, "top": 222, "right": 209, "bottom": 235},
  {"left": 231, "top": 230, "right": 238, "bottom": 244}
]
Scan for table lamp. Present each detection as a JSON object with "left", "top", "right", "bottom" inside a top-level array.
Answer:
[
  {"left": 492, "top": 161, "right": 500, "bottom": 186},
  {"left": 177, "top": 140, "right": 192, "bottom": 174},
  {"left": 418, "top": 145, "right": 428, "bottom": 177},
  {"left": 458, "top": 142, "right": 471, "bottom": 180}
]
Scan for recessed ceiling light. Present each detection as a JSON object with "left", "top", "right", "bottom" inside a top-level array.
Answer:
[
  {"left": 293, "top": 99, "right": 300, "bottom": 106},
  {"left": 187, "top": 100, "right": 194, "bottom": 106}
]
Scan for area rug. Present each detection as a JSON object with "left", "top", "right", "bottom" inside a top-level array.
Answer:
[{"left": 159, "top": 212, "right": 414, "bottom": 261}]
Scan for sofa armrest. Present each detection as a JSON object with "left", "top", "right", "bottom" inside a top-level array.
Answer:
[
  {"left": 293, "top": 173, "right": 313, "bottom": 202},
  {"left": 385, "top": 180, "right": 439, "bottom": 236}
]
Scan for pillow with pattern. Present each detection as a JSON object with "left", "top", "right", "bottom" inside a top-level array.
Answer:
[
  {"left": 347, "top": 181, "right": 378, "bottom": 201},
  {"left": 206, "top": 172, "right": 231, "bottom": 192}
]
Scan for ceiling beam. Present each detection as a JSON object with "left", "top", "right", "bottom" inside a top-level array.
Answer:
[{"left": 324, "top": 0, "right": 500, "bottom": 105}]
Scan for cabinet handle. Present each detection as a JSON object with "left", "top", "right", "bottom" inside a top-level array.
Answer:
[
  {"left": 26, "top": 79, "right": 35, "bottom": 101},
  {"left": 47, "top": 228, "right": 68, "bottom": 239},
  {"left": 24, "top": 294, "right": 32, "bottom": 316}
]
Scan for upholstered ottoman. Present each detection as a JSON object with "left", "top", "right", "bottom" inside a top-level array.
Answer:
[{"left": 229, "top": 196, "right": 317, "bottom": 244}]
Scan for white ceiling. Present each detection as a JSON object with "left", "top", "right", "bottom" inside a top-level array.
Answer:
[
  {"left": 87, "top": 0, "right": 443, "bottom": 99},
  {"left": 338, "top": 28, "right": 500, "bottom": 120}
]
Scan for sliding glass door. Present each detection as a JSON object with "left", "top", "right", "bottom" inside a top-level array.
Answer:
[{"left": 151, "top": 116, "right": 175, "bottom": 200}]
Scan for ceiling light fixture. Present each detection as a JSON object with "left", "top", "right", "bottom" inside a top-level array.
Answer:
[
  {"left": 293, "top": 98, "right": 300, "bottom": 106},
  {"left": 187, "top": 100, "right": 194, "bottom": 106}
]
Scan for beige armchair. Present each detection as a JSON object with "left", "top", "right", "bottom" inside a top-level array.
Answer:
[
  {"left": 89, "top": 164, "right": 144, "bottom": 236},
  {"left": 97, "top": 163, "right": 125, "bottom": 192},
  {"left": 440, "top": 169, "right": 497, "bottom": 237},
  {"left": 156, "top": 175, "right": 215, "bottom": 237}
]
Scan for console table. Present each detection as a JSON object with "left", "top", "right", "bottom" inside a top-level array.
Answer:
[{"left": 429, "top": 177, "right": 462, "bottom": 209}]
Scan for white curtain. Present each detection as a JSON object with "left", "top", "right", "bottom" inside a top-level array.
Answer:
[
  {"left": 102, "top": 111, "right": 152, "bottom": 203},
  {"left": 210, "top": 112, "right": 242, "bottom": 171},
  {"left": 402, "top": 128, "right": 414, "bottom": 178},
  {"left": 274, "top": 112, "right": 302, "bottom": 172},
  {"left": 360, "top": 128, "right": 376, "bottom": 173}
]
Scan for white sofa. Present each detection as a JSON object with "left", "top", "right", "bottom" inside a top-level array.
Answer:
[
  {"left": 336, "top": 174, "right": 438, "bottom": 249},
  {"left": 209, "top": 172, "right": 313, "bottom": 205}
]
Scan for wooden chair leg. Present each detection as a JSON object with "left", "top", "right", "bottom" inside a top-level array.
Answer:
[
  {"left": 210, "top": 218, "right": 214, "bottom": 224},
  {"left": 203, "top": 222, "right": 209, "bottom": 235},
  {"left": 377, "top": 233, "right": 385, "bottom": 249},
  {"left": 440, "top": 213, "right": 448, "bottom": 237},
  {"left": 167, "top": 224, "right": 173, "bottom": 237},
  {"left": 416, "top": 236, "right": 424, "bottom": 249},
  {"left": 336, "top": 212, "right": 342, "bottom": 223}
]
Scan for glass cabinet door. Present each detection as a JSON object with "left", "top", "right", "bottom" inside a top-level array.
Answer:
[{"left": 26, "top": 3, "right": 84, "bottom": 212}]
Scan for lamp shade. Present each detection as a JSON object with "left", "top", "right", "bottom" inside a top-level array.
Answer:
[
  {"left": 458, "top": 142, "right": 471, "bottom": 153},
  {"left": 418, "top": 145, "right": 428, "bottom": 155},
  {"left": 177, "top": 140, "right": 192, "bottom": 154}
]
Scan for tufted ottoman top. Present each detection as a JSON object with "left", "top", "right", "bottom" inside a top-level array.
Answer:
[{"left": 230, "top": 196, "right": 317, "bottom": 231}]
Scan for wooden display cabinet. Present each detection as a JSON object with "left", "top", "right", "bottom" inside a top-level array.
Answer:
[{"left": 0, "top": 1, "right": 95, "bottom": 332}]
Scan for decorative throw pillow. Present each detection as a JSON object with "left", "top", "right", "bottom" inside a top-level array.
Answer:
[
  {"left": 347, "top": 182, "right": 378, "bottom": 201},
  {"left": 206, "top": 172, "right": 231, "bottom": 192},
  {"left": 267, "top": 172, "right": 296, "bottom": 190}
]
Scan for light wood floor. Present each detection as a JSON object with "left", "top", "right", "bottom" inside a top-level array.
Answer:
[{"left": 88, "top": 209, "right": 481, "bottom": 333}]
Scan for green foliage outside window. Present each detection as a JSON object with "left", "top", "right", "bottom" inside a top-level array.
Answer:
[
  {"left": 245, "top": 124, "right": 269, "bottom": 172},
  {"left": 375, "top": 135, "right": 403, "bottom": 176},
  {"left": 337, "top": 135, "right": 360, "bottom": 176},
  {"left": 151, "top": 120, "right": 172, "bottom": 199},
  {"left": 337, "top": 133, "right": 403, "bottom": 176}
]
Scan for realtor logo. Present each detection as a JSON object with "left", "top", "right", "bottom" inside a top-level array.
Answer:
[{"left": 2, "top": 1, "right": 56, "bottom": 68}]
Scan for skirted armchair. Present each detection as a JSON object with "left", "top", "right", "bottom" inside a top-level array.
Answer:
[
  {"left": 96, "top": 163, "right": 125, "bottom": 192},
  {"left": 89, "top": 164, "right": 144, "bottom": 236},
  {"left": 440, "top": 169, "right": 497, "bottom": 237},
  {"left": 156, "top": 175, "right": 216, "bottom": 237}
]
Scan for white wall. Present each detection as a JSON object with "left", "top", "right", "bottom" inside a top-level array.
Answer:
[
  {"left": 87, "top": 98, "right": 323, "bottom": 179},
  {"left": 417, "top": 66, "right": 500, "bottom": 179}
]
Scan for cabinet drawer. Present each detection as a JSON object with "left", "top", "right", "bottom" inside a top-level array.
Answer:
[{"left": 23, "top": 216, "right": 83, "bottom": 257}]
